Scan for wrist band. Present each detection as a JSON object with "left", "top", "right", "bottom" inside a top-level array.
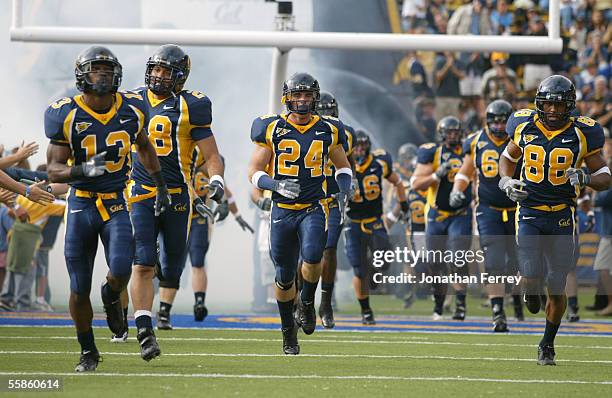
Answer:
[
  {"left": 431, "top": 172, "right": 440, "bottom": 182},
  {"left": 25, "top": 185, "right": 31, "bottom": 198},
  {"left": 210, "top": 174, "right": 225, "bottom": 187},
  {"left": 386, "top": 211, "right": 399, "bottom": 223},
  {"left": 502, "top": 147, "right": 521, "bottom": 163},
  {"left": 227, "top": 196, "right": 236, "bottom": 205},
  {"left": 455, "top": 173, "right": 470, "bottom": 183},
  {"left": 592, "top": 166, "right": 611, "bottom": 177}
]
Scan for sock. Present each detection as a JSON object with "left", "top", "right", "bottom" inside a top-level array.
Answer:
[
  {"left": 101, "top": 282, "right": 120, "bottom": 302},
  {"left": 36, "top": 296, "right": 45, "bottom": 304},
  {"left": 512, "top": 295, "right": 522, "bottom": 308},
  {"left": 491, "top": 297, "right": 504, "bottom": 316},
  {"left": 123, "top": 307, "right": 128, "bottom": 320},
  {"left": 568, "top": 296, "right": 578, "bottom": 310},
  {"left": 358, "top": 297, "right": 370, "bottom": 311},
  {"left": 540, "top": 320, "right": 561, "bottom": 347},
  {"left": 434, "top": 295, "right": 445, "bottom": 314},
  {"left": 277, "top": 299, "right": 295, "bottom": 329},
  {"left": 135, "top": 311, "right": 153, "bottom": 330},
  {"left": 321, "top": 282, "right": 334, "bottom": 295},
  {"left": 456, "top": 292, "right": 466, "bottom": 308},
  {"left": 195, "top": 292, "right": 206, "bottom": 304},
  {"left": 321, "top": 282, "right": 334, "bottom": 305},
  {"left": 77, "top": 328, "right": 97, "bottom": 353},
  {"left": 300, "top": 280, "right": 317, "bottom": 305},
  {"left": 159, "top": 301, "right": 172, "bottom": 314}
]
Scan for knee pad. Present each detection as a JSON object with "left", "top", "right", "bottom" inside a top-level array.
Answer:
[{"left": 275, "top": 279, "right": 294, "bottom": 291}]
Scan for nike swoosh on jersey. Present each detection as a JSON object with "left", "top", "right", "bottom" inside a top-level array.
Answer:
[
  {"left": 70, "top": 209, "right": 83, "bottom": 214},
  {"left": 315, "top": 131, "right": 327, "bottom": 135},
  {"left": 272, "top": 219, "right": 282, "bottom": 223},
  {"left": 522, "top": 216, "right": 535, "bottom": 220},
  {"left": 561, "top": 139, "right": 573, "bottom": 143},
  {"left": 119, "top": 119, "right": 131, "bottom": 124},
  {"left": 163, "top": 105, "right": 174, "bottom": 110}
]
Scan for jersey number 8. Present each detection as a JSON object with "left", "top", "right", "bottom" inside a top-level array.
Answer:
[{"left": 523, "top": 144, "right": 574, "bottom": 186}]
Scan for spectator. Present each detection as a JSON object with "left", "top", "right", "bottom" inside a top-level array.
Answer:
[
  {"left": 430, "top": 8, "right": 449, "bottom": 34},
  {"left": 0, "top": 200, "right": 15, "bottom": 296},
  {"left": 394, "top": 51, "right": 433, "bottom": 97},
  {"left": 433, "top": 51, "right": 465, "bottom": 120},
  {"left": 593, "top": 132, "right": 612, "bottom": 316},
  {"left": 522, "top": 15, "right": 554, "bottom": 92},
  {"left": 490, "top": 0, "right": 514, "bottom": 35},
  {"left": 582, "top": 31, "right": 609, "bottom": 69},
  {"left": 447, "top": 0, "right": 492, "bottom": 36},
  {"left": 568, "top": 14, "right": 589, "bottom": 56},
  {"left": 414, "top": 96, "right": 437, "bottom": 142},
  {"left": 401, "top": 0, "right": 428, "bottom": 32},
  {"left": 425, "top": 0, "right": 448, "bottom": 34},
  {"left": 481, "top": 52, "right": 520, "bottom": 103},
  {"left": 578, "top": 61, "right": 600, "bottom": 98}
]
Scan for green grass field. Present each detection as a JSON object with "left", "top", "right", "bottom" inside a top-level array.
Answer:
[{"left": 1, "top": 324, "right": 611, "bottom": 397}]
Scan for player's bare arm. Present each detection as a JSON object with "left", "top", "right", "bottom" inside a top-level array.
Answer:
[
  {"left": 386, "top": 171, "right": 407, "bottom": 203},
  {"left": 410, "top": 162, "right": 435, "bottom": 191},
  {"left": 453, "top": 154, "right": 475, "bottom": 193},
  {"left": 134, "top": 132, "right": 162, "bottom": 175}
]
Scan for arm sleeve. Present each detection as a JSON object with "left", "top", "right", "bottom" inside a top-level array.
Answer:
[
  {"left": 376, "top": 151, "right": 393, "bottom": 178},
  {"left": 250, "top": 116, "right": 274, "bottom": 147},
  {"left": 188, "top": 95, "right": 213, "bottom": 141},
  {"left": 462, "top": 134, "right": 476, "bottom": 156},
  {"left": 580, "top": 119, "right": 605, "bottom": 156},
  {"left": 505, "top": 109, "right": 534, "bottom": 144},
  {"left": 343, "top": 125, "right": 355, "bottom": 156}
]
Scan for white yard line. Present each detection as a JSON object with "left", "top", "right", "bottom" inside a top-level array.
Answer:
[
  {"left": 1, "top": 350, "right": 611, "bottom": 364},
  {"left": 0, "top": 335, "right": 611, "bottom": 350},
  {"left": 0, "top": 371, "right": 610, "bottom": 385}
]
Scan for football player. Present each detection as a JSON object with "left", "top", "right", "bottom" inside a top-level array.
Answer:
[
  {"left": 315, "top": 91, "right": 354, "bottom": 329},
  {"left": 345, "top": 131, "right": 408, "bottom": 324},
  {"left": 128, "top": 45, "right": 224, "bottom": 360},
  {"left": 248, "top": 73, "right": 352, "bottom": 355},
  {"left": 450, "top": 99, "right": 523, "bottom": 332},
  {"left": 45, "top": 46, "right": 167, "bottom": 372},
  {"left": 499, "top": 75, "right": 610, "bottom": 365},
  {"left": 188, "top": 156, "right": 252, "bottom": 322},
  {"left": 412, "top": 116, "right": 473, "bottom": 320},
  {"left": 384, "top": 143, "right": 427, "bottom": 308}
]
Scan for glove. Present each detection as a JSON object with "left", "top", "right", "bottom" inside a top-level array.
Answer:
[
  {"left": 274, "top": 179, "right": 301, "bottom": 199},
  {"left": 334, "top": 191, "right": 348, "bottom": 225},
  {"left": 79, "top": 151, "right": 107, "bottom": 177},
  {"left": 207, "top": 180, "right": 225, "bottom": 203},
  {"left": 256, "top": 197, "right": 272, "bottom": 211},
  {"left": 434, "top": 162, "right": 452, "bottom": 180},
  {"left": 154, "top": 184, "right": 172, "bottom": 216},
  {"left": 498, "top": 176, "right": 528, "bottom": 202},
  {"left": 566, "top": 168, "right": 590, "bottom": 188},
  {"left": 399, "top": 201, "right": 410, "bottom": 220},
  {"left": 214, "top": 198, "right": 230, "bottom": 222},
  {"left": 235, "top": 215, "right": 254, "bottom": 233},
  {"left": 585, "top": 211, "right": 595, "bottom": 232},
  {"left": 349, "top": 177, "right": 358, "bottom": 200},
  {"left": 449, "top": 190, "right": 466, "bottom": 208},
  {"left": 194, "top": 196, "right": 214, "bottom": 221}
]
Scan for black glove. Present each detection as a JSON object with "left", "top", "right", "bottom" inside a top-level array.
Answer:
[
  {"left": 214, "top": 198, "right": 230, "bottom": 222},
  {"left": 449, "top": 190, "right": 466, "bottom": 208},
  {"left": 152, "top": 171, "right": 171, "bottom": 216},
  {"left": 207, "top": 179, "right": 225, "bottom": 203},
  {"left": 235, "top": 215, "right": 254, "bottom": 233},
  {"left": 194, "top": 196, "right": 214, "bottom": 221},
  {"left": 256, "top": 197, "right": 272, "bottom": 211}
]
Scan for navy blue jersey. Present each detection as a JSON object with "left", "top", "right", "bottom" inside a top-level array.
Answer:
[
  {"left": 325, "top": 124, "right": 354, "bottom": 196},
  {"left": 506, "top": 109, "right": 605, "bottom": 208},
  {"left": 130, "top": 88, "right": 213, "bottom": 188},
  {"left": 251, "top": 114, "right": 346, "bottom": 205},
  {"left": 417, "top": 142, "right": 470, "bottom": 211},
  {"left": 408, "top": 188, "right": 427, "bottom": 232},
  {"left": 348, "top": 149, "right": 393, "bottom": 219},
  {"left": 44, "top": 93, "right": 146, "bottom": 193},
  {"left": 463, "top": 129, "right": 516, "bottom": 208}
]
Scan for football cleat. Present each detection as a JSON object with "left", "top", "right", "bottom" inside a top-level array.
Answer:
[
  {"left": 281, "top": 321, "right": 300, "bottom": 355},
  {"left": 194, "top": 302, "right": 208, "bottom": 322},
  {"left": 432, "top": 311, "right": 443, "bottom": 321},
  {"left": 101, "top": 284, "right": 126, "bottom": 336},
  {"left": 493, "top": 312, "right": 509, "bottom": 333},
  {"left": 361, "top": 309, "right": 376, "bottom": 325},
  {"left": 524, "top": 294, "right": 541, "bottom": 314},
  {"left": 110, "top": 330, "right": 128, "bottom": 343},
  {"left": 156, "top": 310, "right": 173, "bottom": 330},
  {"left": 295, "top": 299, "right": 317, "bottom": 335},
  {"left": 75, "top": 350, "right": 100, "bottom": 372},
  {"left": 566, "top": 307, "right": 580, "bottom": 322},
  {"left": 537, "top": 344, "right": 556, "bottom": 366},
  {"left": 137, "top": 327, "right": 161, "bottom": 361},
  {"left": 318, "top": 301, "right": 335, "bottom": 329},
  {"left": 452, "top": 306, "right": 466, "bottom": 321}
]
